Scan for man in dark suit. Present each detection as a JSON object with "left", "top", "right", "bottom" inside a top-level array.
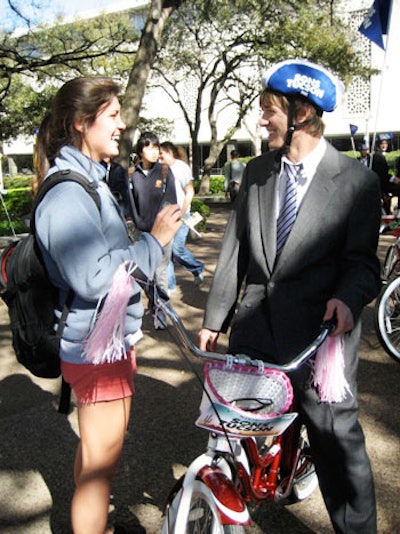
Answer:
[
  {"left": 358, "top": 143, "right": 394, "bottom": 214},
  {"left": 199, "top": 60, "right": 381, "bottom": 533}
]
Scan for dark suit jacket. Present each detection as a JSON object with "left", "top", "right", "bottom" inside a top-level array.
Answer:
[
  {"left": 203, "top": 143, "right": 381, "bottom": 363},
  {"left": 358, "top": 153, "right": 389, "bottom": 193}
]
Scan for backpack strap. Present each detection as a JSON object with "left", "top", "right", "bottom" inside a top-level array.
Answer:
[
  {"left": 31, "top": 170, "right": 101, "bottom": 415},
  {"left": 30, "top": 169, "right": 101, "bottom": 232}
]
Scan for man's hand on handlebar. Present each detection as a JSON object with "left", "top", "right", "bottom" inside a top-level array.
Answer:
[
  {"left": 199, "top": 328, "right": 219, "bottom": 352},
  {"left": 323, "top": 298, "right": 354, "bottom": 336}
]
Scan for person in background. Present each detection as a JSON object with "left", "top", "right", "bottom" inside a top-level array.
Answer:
[
  {"left": 34, "top": 77, "right": 181, "bottom": 534},
  {"left": 224, "top": 149, "right": 246, "bottom": 201},
  {"left": 159, "top": 141, "right": 205, "bottom": 291},
  {"left": 358, "top": 142, "right": 390, "bottom": 193},
  {"left": 102, "top": 158, "right": 131, "bottom": 219},
  {"left": 360, "top": 141, "right": 399, "bottom": 215},
  {"left": 129, "top": 132, "right": 177, "bottom": 305},
  {"left": 199, "top": 59, "right": 380, "bottom": 534},
  {"left": 375, "top": 136, "right": 390, "bottom": 157}
]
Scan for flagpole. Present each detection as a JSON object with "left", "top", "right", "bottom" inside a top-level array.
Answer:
[
  {"left": 370, "top": 0, "right": 394, "bottom": 159},
  {"left": 350, "top": 135, "right": 357, "bottom": 157}
]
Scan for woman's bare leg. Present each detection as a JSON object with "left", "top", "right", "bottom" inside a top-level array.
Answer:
[{"left": 71, "top": 396, "right": 131, "bottom": 534}]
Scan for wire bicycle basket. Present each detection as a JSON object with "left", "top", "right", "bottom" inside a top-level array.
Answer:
[{"left": 196, "top": 361, "right": 297, "bottom": 438}]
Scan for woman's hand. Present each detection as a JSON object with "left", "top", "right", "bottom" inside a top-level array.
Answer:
[{"left": 151, "top": 204, "right": 182, "bottom": 247}]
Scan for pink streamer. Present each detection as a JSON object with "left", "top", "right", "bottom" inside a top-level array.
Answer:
[
  {"left": 83, "top": 261, "right": 137, "bottom": 364},
  {"left": 312, "top": 335, "right": 351, "bottom": 403}
]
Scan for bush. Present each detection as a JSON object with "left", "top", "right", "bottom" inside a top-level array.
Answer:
[
  {"left": 191, "top": 198, "right": 211, "bottom": 231},
  {"left": 193, "top": 175, "right": 227, "bottom": 194},
  {"left": 1, "top": 188, "right": 33, "bottom": 218},
  {"left": 3, "top": 175, "right": 34, "bottom": 189},
  {"left": 0, "top": 181, "right": 33, "bottom": 236},
  {"left": 209, "top": 175, "right": 225, "bottom": 194},
  {"left": 386, "top": 150, "right": 400, "bottom": 172},
  {"left": 0, "top": 220, "right": 29, "bottom": 236}
]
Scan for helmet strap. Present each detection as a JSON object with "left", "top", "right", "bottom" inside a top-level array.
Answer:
[{"left": 280, "top": 100, "right": 297, "bottom": 156}]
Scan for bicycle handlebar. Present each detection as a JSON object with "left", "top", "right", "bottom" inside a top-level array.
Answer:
[
  {"left": 132, "top": 266, "right": 334, "bottom": 373},
  {"left": 155, "top": 293, "right": 335, "bottom": 373}
]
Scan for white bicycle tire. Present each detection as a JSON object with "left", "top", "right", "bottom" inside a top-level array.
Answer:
[{"left": 375, "top": 277, "right": 400, "bottom": 362}]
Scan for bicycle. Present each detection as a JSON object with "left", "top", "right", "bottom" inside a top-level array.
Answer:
[
  {"left": 148, "top": 290, "right": 333, "bottom": 533},
  {"left": 374, "top": 225, "right": 400, "bottom": 363}
]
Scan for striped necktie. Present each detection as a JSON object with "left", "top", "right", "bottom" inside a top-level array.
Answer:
[{"left": 276, "top": 163, "right": 302, "bottom": 254}]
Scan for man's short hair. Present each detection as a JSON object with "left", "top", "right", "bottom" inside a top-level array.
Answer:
[{"left": 260, "top": 88, "right": 325, "bottom": 138}]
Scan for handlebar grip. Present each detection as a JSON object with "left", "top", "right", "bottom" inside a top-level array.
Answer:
[{"left": 320, "top": 319, "right": 336, "bottom": 334}]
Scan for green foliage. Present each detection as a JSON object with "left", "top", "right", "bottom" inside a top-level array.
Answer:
[
  {"left": 0, "top": 219, "right": 29, "bottom": 236},
  {"left": 194, "top": 176, "right": 226, "bottom": 194},
  {"left": 385, "top": 151, "right": 400, "bottom": 171},
  {"left": 1, "top": 187, "right": 33, "bottom": 219},
  {"left": 190, "top": 198, "right": 211, "bottom": 231},
  {"left": 209, "top": 176, "right": 225, "bottom": 195},
  {"left": 0, "top": 185, "right": 32, "bottom": 235},
  {"left": 1, "top": 10, "right": 140, "bottom": 139},
  {"left": 137, "top": 115, "right": 174, "bottom": 141},
  {"left": 3, "top": 175, "right": 34, "bottom": 189},
  {"left": 0, "top": 78, "right": 55, "bottom": 142}
]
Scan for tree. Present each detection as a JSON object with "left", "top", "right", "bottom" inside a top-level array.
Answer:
[
  {"left": 151, "top": 0, "right": 371, "bottom": 191},
  {"left": 118, "top": 0, "right": 187, "bottom": 167},
  {"left": 1, "top": 0, "right": 188, "bottom": 174},
  {"left": 0, "top": 5, "right": 141, "bottom": 148}
]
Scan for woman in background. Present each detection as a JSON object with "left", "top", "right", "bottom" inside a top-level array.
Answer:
[{"left": 159, "top": 141, "right": 204, "bottom": 291}]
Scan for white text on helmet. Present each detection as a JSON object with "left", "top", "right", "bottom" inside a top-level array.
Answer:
[{"left": 286, "top": 74, "right": 325, "bottom": 99}]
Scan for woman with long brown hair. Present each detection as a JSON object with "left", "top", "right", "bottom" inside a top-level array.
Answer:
[{"left": 34, "top": 77, "right": 181, "bottom": 533}]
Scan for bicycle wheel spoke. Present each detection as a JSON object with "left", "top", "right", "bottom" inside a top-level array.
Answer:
[{"left": 187, "top": 491, "right": 219, "bottom": 534}]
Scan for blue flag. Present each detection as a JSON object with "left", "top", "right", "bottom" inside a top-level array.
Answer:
[
  {"left": 359, "top": 0, "right": 391, "bottom": 49},
  {"left": 349, "top": 124, "right": 358, "bottom": 136}
]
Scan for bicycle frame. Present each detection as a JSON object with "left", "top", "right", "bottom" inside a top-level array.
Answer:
[
  {"left": 162, "top": 410, "right": 313, "bottom": 532},
  {"left": 152, "top": 293, "right": 332, "bottom": 533}
]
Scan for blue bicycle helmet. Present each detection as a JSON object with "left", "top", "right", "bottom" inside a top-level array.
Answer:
[
  {"left": 261, "top": 59, "right": 344, "bottom": 153},
  {"left": 261, "top": 59, "right": 344, "bottom": 113}
]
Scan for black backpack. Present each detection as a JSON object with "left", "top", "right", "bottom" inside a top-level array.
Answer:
[{"left": 0, "top": 170, "right": 100, "bottom": 412}]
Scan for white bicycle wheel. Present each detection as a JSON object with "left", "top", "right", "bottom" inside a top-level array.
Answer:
[
  {"left": 375, "top": 277, "right": 400, "bottom": 362},
  {"left": 187, "top": 481, "right": 245, "bottom": 534},
  {"left": 163, "top": 480, "right": 245, "bottom": 534},
  {"left": 382, "top": 244, "right": 400, "bottom": 280}
]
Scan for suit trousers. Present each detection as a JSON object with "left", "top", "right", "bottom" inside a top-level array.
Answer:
[{"left": 293, "top": 322, "right": 377, "bottom": 534}]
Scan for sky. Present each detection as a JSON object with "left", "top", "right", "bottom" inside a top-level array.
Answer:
[{"left": 0, "top": 0, "right": 144, "bottom": 32}]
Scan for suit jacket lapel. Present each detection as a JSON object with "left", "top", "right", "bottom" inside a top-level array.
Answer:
[
  {"left": 259, "top": 166, "right": 279, "bottom": 275},
  {"left": 273, "top": 144, "right": 341, "bottom": 275}
]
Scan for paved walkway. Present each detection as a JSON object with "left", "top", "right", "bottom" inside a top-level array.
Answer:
[{"left": 0, "top": 204, "right": 399, "bottom": 533}]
